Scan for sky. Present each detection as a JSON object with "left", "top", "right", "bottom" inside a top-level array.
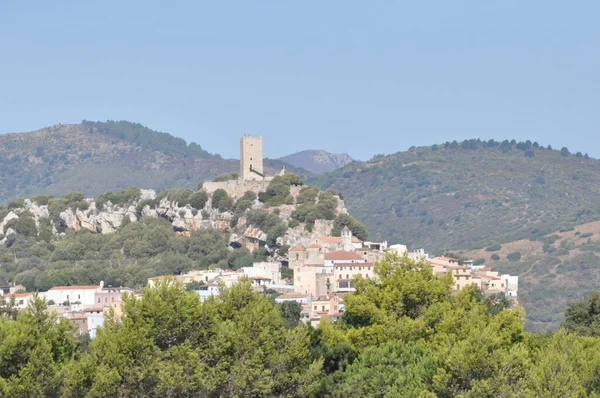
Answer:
[{"left": 1, "top": 1, "right": 599, "bottom": 160}]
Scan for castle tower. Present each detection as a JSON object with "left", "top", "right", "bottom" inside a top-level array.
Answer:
[
  {"left": 240, "top": 135, "right": 264, "bottom": 180},
  {"left": 342, "top": 225, "right": 354, "bottom": 251}
]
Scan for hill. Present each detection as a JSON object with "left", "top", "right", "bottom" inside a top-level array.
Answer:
[
  {"left": 279, "top": 150, "right": 354, "bottom": 174},
  {"left": 314, "top": 139, "right": 600, "bottom": 331},
  {"left": 0, "top": 121, "right": 308, "bottom": 204},
  {"left": 314, "top": 140, "right": 600, "bottom": 251}
]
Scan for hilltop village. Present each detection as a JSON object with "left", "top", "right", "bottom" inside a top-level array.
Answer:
[{"left": 0, "top": 135, "right": 518, "bottom": 335}]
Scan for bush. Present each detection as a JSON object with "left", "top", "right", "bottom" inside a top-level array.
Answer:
[
  {"left": 211, "top": 189, "right": 228, "bottom": 209},
  {"left": 580, "top": 232, "right": 594, "bottom": 239},
  {"left": 331, "top": 213, "right": 368, "bottom": 241},
  {"left": 473, "top": 258, "right": 486, "bottom": 265},
  {"left": 507, "top": 252, "right": 521, "bottom": 262},
  {"left": 490, "top": 254, "right": 500, "bottom": 261},
  {"left": 189, "top": 191, "right": 208, "bottom": 209}
]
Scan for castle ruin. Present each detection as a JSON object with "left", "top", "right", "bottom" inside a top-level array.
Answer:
[{"left": 203, "top": 135, "right": 283, "bottom": 197}]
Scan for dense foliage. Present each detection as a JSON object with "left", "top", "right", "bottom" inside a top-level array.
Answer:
[
  {"left": 82, "top": 120, "right": 219, "bottom": 159},
  {"left": 0, "top": 217, "right": 266, "bottom": 291},
  {"left": 3, "top": 256, "right": 600, "bottom": 396}
]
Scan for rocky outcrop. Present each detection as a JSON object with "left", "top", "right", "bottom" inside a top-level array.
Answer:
[{"left": 0, "top": 187, "right": 347, "bottom": 256}]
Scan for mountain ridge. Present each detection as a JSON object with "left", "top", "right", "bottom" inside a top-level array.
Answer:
[{"left": 278, "top": 149, "right": 354, "bottom": 174}]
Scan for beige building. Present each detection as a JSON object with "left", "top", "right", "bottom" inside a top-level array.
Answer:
[
  {"left": 333, "top": 262, "right": 375, "bottom": 292},
  {"left": 240, "top": 134, "right": 264, "bottom": 180}
]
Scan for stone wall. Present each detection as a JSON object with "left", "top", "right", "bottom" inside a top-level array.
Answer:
[{"left": 203, "top": 179, "right": 273, "bottom": 198}]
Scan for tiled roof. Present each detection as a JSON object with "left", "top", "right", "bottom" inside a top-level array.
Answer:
[
  {"left": 48, "top": 285, "right": 100, "bottom": 291},
  {"left": 277, "top": 293, "right": 311, "bottom": 299},
  {"left": 1, "top": 293, "right": 31, "bottom": 298},
  {"left": 334, "top": 262, "right": 374, "bottom": 268},
  {"left": 289, "top": 246, "right": 305, "bottom": 251},
  {"left": 306, "top": 243, "right": 323, "bottom": 249},
  {"left": 324, "top": 251, "right": 364, "bottom": 261}
]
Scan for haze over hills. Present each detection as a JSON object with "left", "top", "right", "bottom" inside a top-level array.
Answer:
[
  {"left": 278, "top": 150, "right": 354, "bottom": 174},
  {"left": 0, "top": 121, "right": 307, "bottom": 203}
]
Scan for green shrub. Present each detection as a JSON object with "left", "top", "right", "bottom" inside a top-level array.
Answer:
[
  {"left": 212, "top": 189, "right": 229, "bottom": 209},
  {"left": 331, "top": 213, "right": 368, "bottom": 240},
  {"left": 490, "top": 254, "right": 500, "bottom": 261},
  {"left": 189, "top": 191, "right": 208, "bottom": 209},
  {"left": 473, "top": 258, "right": 486, "bottom": 265},
  {"left": 507, "top": 252, "right": 521, "bottom": 262},
  {"left": 580, "top": 232, "right": 594, "bottom": 239}
]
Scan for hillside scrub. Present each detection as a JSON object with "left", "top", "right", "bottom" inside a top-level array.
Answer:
[
  {"left": 258, "top": 174, "right": 303, "bottom": 206},
  {"left": 0, "top": 217, "right": 267, "bottom": 292}
]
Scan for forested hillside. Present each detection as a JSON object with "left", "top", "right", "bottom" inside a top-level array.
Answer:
[
  {"left": 0, "top": 121, "right": 308, "bottom": 203},
  {"left": 315, "top": 139, "right": 600, "bottom": 252}
]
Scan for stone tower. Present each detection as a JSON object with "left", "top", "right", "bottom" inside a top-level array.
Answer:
[{"left": 240, "top": 135, "right": 264, "bottom": 180}]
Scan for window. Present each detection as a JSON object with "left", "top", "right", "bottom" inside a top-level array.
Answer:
[
  {"left": 78, "top": 294, "right": 80, "bottom": 300},
  {"left": 112, "top": 297, "right": 115, "bottom": 302},
  {"left": 346, "top": 274, "right": 349, "bottom": 279},
  {"left": 97, "top": 298, "right": 101, "bottom": 303},
  {"left": 67, "top": 295, "right": 69, "bottom": 300},
  {"left": 322, "top": 305, "right": 325, "bottom": 312},
  {"left": 105, "top": 298, "right": 108, "bottom": 303},
  {"left": 314, "top": 306, "right": 317, "bottom": 310}
]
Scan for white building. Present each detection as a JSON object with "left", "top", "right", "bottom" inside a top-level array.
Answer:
[
  {"left": 275, "top": 293, "right": 312, "bottom": 304},
  {"left": 196, "top": 284, "right": 221, "bottom": 301},
  {"left": 0, "top": 292, "right": 33, "bottom": 309},
  {"left": 86, "top": 308, "right": 105, "bottom": 338},
  {"left": 45, "top": 284, "right": 102, "bottom": 307}
]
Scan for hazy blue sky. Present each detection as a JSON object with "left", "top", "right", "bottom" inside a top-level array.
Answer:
[{"left": 1, "top": 1, "right": 598, "bottom": 160}]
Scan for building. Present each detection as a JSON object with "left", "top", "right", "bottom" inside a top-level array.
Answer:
[
  {"left": 94, "top": 286, "right": 134, "bottom": 308},
  {"left": 0, "top": 284, "right": 25, "bottom": 295},
  {"left": 45, "top": 285, "right": 102, "bottom": 307},
  {"left": 196, "top": 284, "right": 221, "bottom": 301},
  {"left": 333, "top": 262, "right": 375, "bottom": 292},
  {"left": 275, "top": 292, "right": 312, "bottom": 304},
  {"left": 0, "top": 292, "right": 33, "bottom": 309},
  {"left": 240, "top": 134, "right": 264, "bottom": 180}
]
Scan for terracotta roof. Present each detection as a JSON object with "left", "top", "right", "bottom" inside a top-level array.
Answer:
[
  {"left": 289, "top": 246, "right": 305, "bottom": 252},
  {"left": 249, "top": 276, "right": 271, "bottom": 280},
  {"left": 306, "top": 243, "right": 323, "bottom": 249},
  {"left": 84, "top": 308, "right": 105, "bottom": 312},
  {"left": 1, "top": 293, "right": 31, "bottom": 298},
  {"left": 324, "top": 251, "right": 364, "bottom": 261},
  {"left": 319, "top": 236, "right": 362, "bottom": 244},
  {"left": 302, "top": 263, "right": 328, "bottom": 267},
  {"left": 334, "top": 262, "right": 373, "bottom": 268},
  {"left": 69, "top": 315, "right": 87, "bottom": 320},
  {"left": 48, "top": 285, "right": 100, "bottom": 291},
  {"left": 277, "top": 293, "right": 311, "bottom": 299},
  {"left": 475, "top": 268, "right": 491, "bottom": 271}
]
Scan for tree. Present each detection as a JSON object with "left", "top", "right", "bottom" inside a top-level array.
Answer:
[
  {"left": 562, "top": 292, "right": 600, "bottom": 337},
  {"left": 189, "top": 190, "right": 208, "bottom": 209},
  {"left": 211, "top": 188, "right": 228, "bottom": 209},
  {"left": 279, "top": 301, "right": 302, "bottom": 328},
  {"left": 560, "top": 147, "right": 570, "bottom": 157},
  {"left": 331, "top": 214, "right": 368, "bottom": 241}
]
